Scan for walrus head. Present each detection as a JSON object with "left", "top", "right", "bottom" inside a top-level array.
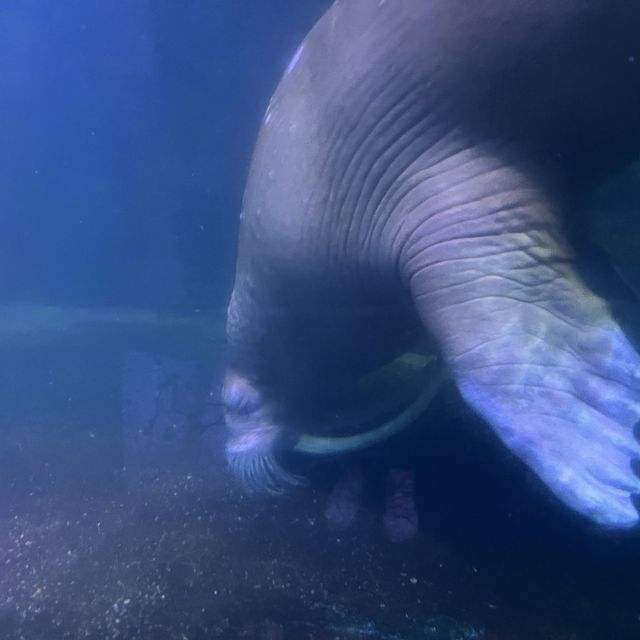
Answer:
[{"left": 222, "top": 355, "right": 444, "bottom": 495}]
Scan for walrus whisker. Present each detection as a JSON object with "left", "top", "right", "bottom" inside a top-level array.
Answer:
[
  {"left": 252, "top": 457, "right": 266, "bottom": 492},
  {"left": 262, "top": 458, "right": 287, "bottom": 494},
  {"left": 258, "top": 456, "right": 274, "bottom": 492},
  {"left": 250, "top": 459, "right": 263, "bottom": 492},
  {"left": 248, "top": 456, "right": 259, "bottom": 490},
  {"left": 263, "top": 454, "right": 304, "bottom": 494},
  {"left": 227, "top": 448, "right": 302, "bottom": 495}
]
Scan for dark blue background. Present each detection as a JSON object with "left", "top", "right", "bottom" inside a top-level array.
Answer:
[{"left": 0, "top": 0, "right": 330, "bottom": 309}]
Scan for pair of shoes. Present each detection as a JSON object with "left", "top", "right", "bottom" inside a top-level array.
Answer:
[{"left": 324, "top": 464, "right": 419, "bottom": 542}]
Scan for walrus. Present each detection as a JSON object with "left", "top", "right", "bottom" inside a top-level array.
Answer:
[{"left": 222, "top": 0, "right": 640, "bottom": 528}]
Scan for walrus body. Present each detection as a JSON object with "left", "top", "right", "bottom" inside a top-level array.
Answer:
[{"left": 223, "top": 0, "right": 640, "bottom": 527}]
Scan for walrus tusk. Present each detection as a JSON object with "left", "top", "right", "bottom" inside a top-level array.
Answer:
[{"left": 293, "top": 357, "right": 446, "bottom": 456}]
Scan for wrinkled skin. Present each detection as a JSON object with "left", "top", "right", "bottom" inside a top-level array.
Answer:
[{"left": 224, "top": 0, "right": 640, "bottom": 527}]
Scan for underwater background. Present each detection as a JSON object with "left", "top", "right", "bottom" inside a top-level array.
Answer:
[{"left": 1, "top": 2, "right": 640, "bottom": 639}]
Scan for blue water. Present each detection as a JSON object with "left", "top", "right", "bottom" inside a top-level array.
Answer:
[
  {"left": 0, "top": 0, "right": 328, "bottom": 309},
  {"left": 0, "top": 2, "right": 639, "bottom": 639}
]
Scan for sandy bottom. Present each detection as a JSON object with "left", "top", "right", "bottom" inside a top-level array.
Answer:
[{"left": 0, "top": 323, "right": 639, "bottom": 640}]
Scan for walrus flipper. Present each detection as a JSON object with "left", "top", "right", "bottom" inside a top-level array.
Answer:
[{"left": 400, "top": 159, "right": 640, "bottom": 527}]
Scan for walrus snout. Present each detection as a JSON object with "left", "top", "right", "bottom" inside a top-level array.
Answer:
[
  {"left": 222, "top": 372, "right": 282, "bottom": 453},
  {"left": 222, "top": 373, "right": 302, "bottom": 494},
  {"left": 222, "top": 372, "right": 262, "bottom": 417}
]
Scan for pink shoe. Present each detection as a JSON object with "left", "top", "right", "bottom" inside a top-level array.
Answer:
[
  {"left": 324, "top": 464, "right": 364, "bottom": 531},
  {"left": 383, "top": 468, "right": 418, "bottom": 543}
]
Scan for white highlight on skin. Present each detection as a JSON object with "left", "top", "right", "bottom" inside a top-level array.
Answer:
[
  {"left": 286, "top": 43, "right": 304, "bottom": 75},
  {"left": 262, "top": 44, "right": 303, "bottom": 125},
  {"left": 263, "top": 97, "right": 275, "bottom": 125}
]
